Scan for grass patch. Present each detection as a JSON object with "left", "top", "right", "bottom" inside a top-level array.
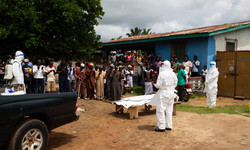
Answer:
[
  {"left": 189, "top": 93, "right": 204, "bottom": 99},
  {"left": 124, "top": 85, "right": 145, "bottom": 96},
  {"left": 189, "top": 94, "right": 196, "bottom": 99},
  {"left": 177, "top": 104, "right": 250, "bottom": 117},
  {"left": 133, "top": 85, "right": 145, "bottom": 95}
]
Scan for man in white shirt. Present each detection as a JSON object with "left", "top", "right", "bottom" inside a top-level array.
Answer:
[
  {"left": 125, "top": 65, "right": 134, "bottom": 93},
  {"left": 191, "top": 56, "right": 200, "bottom": 77},
  {"left": 33, "top": 60, "right": 46, "bottom": 93},
  {"left": 182, "top": 56, "right": 192, "bottom": 78},
  {"left": 46, "top": 60, "right": 56, "bottom": 93}
]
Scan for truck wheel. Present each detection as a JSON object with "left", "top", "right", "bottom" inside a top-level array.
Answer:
[{"left": 9, "top": 119, "right": 48, "bottom": 150}]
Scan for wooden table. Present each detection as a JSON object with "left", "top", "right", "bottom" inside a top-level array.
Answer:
[{"left": 115, "top": 102, "right": 181, "bottom": 119}]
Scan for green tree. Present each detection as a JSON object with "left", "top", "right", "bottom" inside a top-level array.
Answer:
[
  {"left": 126, "top": 27, "right": 152, "bottom": 37},
  {"left": 141, "top": 28, "right": 152, "bottom": 35},
  {"left": 111, "top": 35, "right": 122, "bottom": 40},
  {"left": 126, "top": 27, "right": 142, "bottom": 37},
  {"left": 0, "top": 0, "right": 104, "bottom": 60}
]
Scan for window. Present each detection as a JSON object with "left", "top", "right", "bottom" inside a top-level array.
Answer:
[
  {"left": 171, "top": 41, "right": 187, "bottom": 61},
  {"left": 226, "top": 38, "right": 237, "bottom": 51}
]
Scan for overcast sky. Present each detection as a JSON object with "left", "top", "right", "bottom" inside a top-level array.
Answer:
[{"left": 95, "top": 0, "right": 250, "bottom": 42}]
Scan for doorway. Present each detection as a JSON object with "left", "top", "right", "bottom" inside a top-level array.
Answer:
[{"left": 171, "top": 41, "right": 187, "bottom": 61}]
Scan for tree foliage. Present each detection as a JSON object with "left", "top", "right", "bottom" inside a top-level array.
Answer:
[
  {"left": 0, "top": 0, "right": 104, "bottom": 60},
  {"left": 111, "top": 35, "right": 122, "bottom": 40},
  {"left": 126, "top": 27, "right": 153, "bottom": 37}
]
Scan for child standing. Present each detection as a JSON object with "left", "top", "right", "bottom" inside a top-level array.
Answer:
[
  {"left": 144, "top": 65, "right": 153, "bottom": 95},
  {"left": 125, "top": 65, "right": 134, "bottom": 93},
  {"left": 201, "top": 65, "right": 207, "bottom": 82}
]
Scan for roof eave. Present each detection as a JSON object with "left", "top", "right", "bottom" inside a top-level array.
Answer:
[
  {"left": 102, "top": 22, "right": 250, "bottom": 47},
  {"left": 208, "top": 23, "right": 250, "bottom": 36},
  {"left": 102, "top": 33, "right": 209, "bottom": 46}
]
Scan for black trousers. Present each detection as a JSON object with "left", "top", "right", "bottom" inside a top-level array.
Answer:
[{"left": 178, "top": 85, "right": 185, "bottom": 102}]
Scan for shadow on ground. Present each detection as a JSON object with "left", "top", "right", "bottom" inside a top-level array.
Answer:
[
  {"left": 137, "top": 125, "right": 156, "bottom": 131},
  {"left": 47, "top": 131, "right": 77, "bottom": 149},
  {"left": 138, "top": 109, "right": 156, "bottom": 116},
  {"left": 108, "top": 112, "right": 130, "bottom": 120}
]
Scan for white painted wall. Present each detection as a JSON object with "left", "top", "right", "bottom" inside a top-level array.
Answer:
[{"left": 214, "top": 27, "right": 250, "bottom": 51}]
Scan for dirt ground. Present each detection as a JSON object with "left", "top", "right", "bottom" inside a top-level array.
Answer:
[{"left": 48, "top": 97, "right": 250, "bottom": 150}]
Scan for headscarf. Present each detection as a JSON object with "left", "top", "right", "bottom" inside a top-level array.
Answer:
[
  {"left": 80, "top": 63, "right": 85, "bottom": 67},
  {"left": 88, "top": 63, "right": 94, "bottom": 66},
  {"left": 24, "top": 59, "right": 29, "bottom": 63},
  {"left": 110, "top": 64, "right": 115, "bottom": 68}
]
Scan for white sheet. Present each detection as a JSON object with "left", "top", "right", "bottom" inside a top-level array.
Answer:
[
  {"left": 115, "top": 94, "right": 155, "bottom": 109},
  {"left": 1, "top": 91, "right": 26, "bottom": 96}
]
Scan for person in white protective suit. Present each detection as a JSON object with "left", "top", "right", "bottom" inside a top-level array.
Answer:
[
  {"left": 149, "top": 60, "right": 178, "bottom": 132},
  {"left": 205, "top": 61, "right": 219, "bottom": 107},
  {"left": 11, "top": 51, "right": 25, "bottom": 85}
]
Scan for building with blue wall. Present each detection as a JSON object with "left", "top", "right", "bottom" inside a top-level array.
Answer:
[{"left": 102, "top": 21, "right": 250, "bottom": 72}]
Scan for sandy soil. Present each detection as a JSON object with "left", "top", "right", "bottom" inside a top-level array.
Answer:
[{"left": 47, "top": 97, "right": 250, "bottom": 150}]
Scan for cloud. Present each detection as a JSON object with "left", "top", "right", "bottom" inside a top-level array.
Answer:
[
  {"left": 95, "top": 25, "right": 129, "bottom": 41},
  {"left": 97, "top": 0, "right": 250, "bottom": 41},
  {"left": 151, "top": 21, "right": 193, "bottom": 33}
]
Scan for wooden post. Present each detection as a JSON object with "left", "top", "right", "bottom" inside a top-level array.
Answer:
[
  {"left": 115, "top": 104, "right": 124, "bottom": 114},
  {"left": 144, "top": 104, "right": 151, "bottom": 111},
  {"left": 173, "top": 102, "right": 182, "bottom": 116},
  {"left": 129, "top": 107, "right": 139, "bottom": 119},
  {"left": 173, "top": 103, "right": 176, "bottom": 116}
]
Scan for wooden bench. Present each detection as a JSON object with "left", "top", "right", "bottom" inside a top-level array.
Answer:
[
  {"left": 173, "top": 102, "right": 181, "bottom": 116},
  {"left": 115, "top": 102, "right": 181, "bottom": 119},
  {"left": 189, "top": 77, "right": 204, "bottom": 94},
  {"left": 115, "top": 104, "right": 139, "bottom": 119}
]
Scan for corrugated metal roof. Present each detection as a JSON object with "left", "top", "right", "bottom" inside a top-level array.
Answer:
[{"left": 103, "top": 21, "right": 250, "bottom": 44}]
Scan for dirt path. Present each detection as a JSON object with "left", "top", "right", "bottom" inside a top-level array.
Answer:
[{"left": 47, "top": 98, "right": 250, "bottom": 150}]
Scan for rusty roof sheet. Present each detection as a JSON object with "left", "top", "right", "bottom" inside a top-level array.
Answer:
[{"left": 103, "top": 21, "right": 250, "bottom": 44}]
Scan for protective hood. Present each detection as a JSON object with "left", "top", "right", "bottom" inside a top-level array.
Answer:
[
  {"left": 15, "top": 51, "right": 24, "bottom": 62},
  {"left": 209, "top": 61, "right": 217, "bottom": 71},
  {"left": 80, "top": 63, "right": 85, "bottom": 67},
  {"left": 160, "top": 60, "right": 172, "bottom": 72}
]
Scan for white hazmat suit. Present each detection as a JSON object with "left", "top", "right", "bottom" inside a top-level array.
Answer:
[
  {"left": 149, "top": 61, "right": 178, "bottom": 130},
  {"left": 205, "top": 61, "right": 219, "bottom": 107},
  {"left": 11, "top": 51, "right": 25, "bottom": 84}
]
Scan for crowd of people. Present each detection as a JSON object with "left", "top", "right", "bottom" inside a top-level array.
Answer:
[
  {"left": 107, "top": 49, "right": 208, "bottom": 102},
  {"left": 0, "top": 50, "right": 208, "bottom": 103},
  {"left": 0, "top": 51, "right": 148, "bottom": 100}
]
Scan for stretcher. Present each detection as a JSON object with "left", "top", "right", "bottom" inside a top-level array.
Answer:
[{"left": 114, "top": 94, "right": 181, "bottom": 119}]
